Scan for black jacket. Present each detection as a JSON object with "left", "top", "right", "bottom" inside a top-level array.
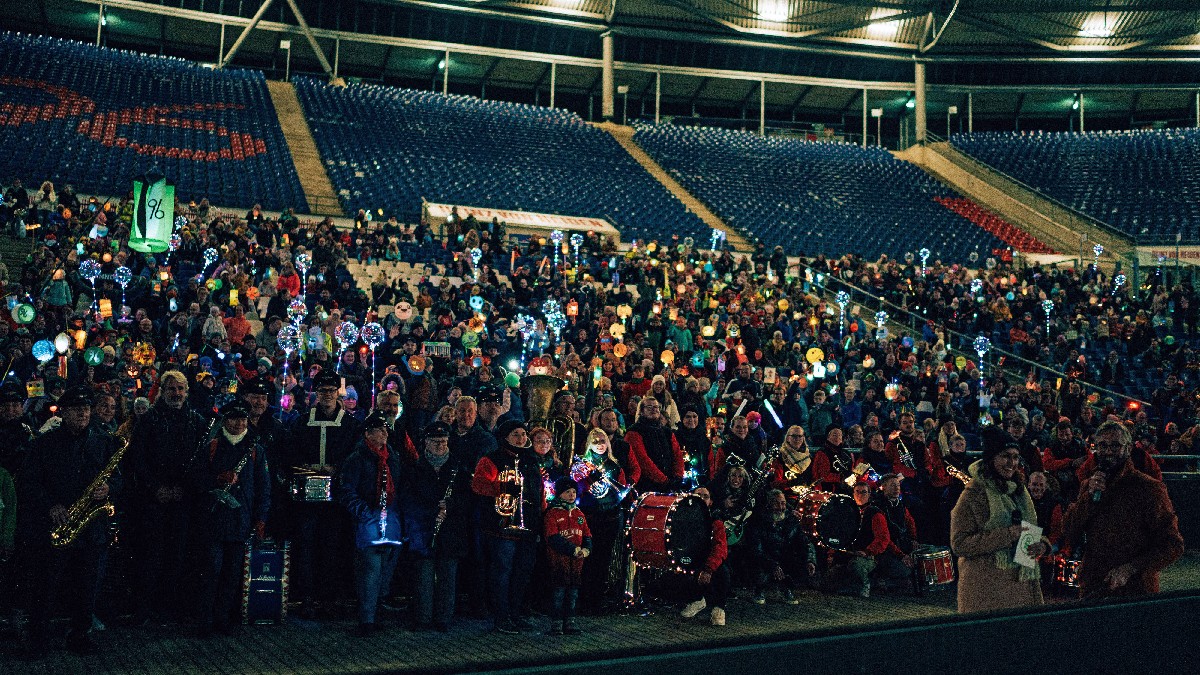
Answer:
[
  {"left": 129, "top": 402, "right": 210, "bottom": 503},
  {"left": 20, "top": 424, "right": 122, "bottom": 548},
  {"left": 403, "top": 457, "right": 472, "bottom": 559}
]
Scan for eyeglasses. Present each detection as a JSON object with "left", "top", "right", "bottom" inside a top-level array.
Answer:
[
  {"left": 1095, "top": 442, "right": 1125, "bottom": 451},
  {"left": 316, "top": 387, "right": 339, "bottom": 394}
]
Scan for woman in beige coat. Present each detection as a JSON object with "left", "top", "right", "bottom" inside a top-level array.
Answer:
[{"left": 950, "top": 428, "right": 1050, "bottom": 614}]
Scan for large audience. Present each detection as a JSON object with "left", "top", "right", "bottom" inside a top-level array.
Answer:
[{"left": 0, "top": 168, "right": 1193, "bottom": 655}]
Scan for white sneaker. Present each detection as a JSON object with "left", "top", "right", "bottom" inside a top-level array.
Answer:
[
  {"left": 680, "top": 599, "right": 707, "bottom": 618},
  {"left": 710, "top": 607, "right": 725, "bottom": 626}
]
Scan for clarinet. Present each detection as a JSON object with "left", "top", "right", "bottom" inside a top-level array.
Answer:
[{"left": 431, "top": 467, "right": 459, "bottom": 545}]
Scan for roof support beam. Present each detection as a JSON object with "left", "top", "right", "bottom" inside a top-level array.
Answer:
[
  {"left": 790, "top": 85, "right": 815, "bottom": 117},
  {"left": 1128, "top": 91, "right": 1142, "bottom": 127}
]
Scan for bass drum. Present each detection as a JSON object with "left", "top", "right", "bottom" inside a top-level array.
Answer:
[
  {"left": 796, "top": 490, "right": 860, "bottom": 551},
  {"left": 629, "top": 493, "right": 711, "bottom": 570}
]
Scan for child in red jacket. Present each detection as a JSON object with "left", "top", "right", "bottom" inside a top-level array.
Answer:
[{"left": 543, "top": 478, "right": 592, "bottom": 635}]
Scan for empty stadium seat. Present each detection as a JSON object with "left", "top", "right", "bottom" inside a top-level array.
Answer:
[{"left": 632, "top": 123, "right": 1012, "bottom": 262}]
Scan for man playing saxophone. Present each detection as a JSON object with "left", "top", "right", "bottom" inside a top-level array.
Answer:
[{"left": 21, "top": 387, "right": 122, "bottom": 657}]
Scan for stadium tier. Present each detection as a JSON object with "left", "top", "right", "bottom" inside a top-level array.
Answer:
[
  {"left": 291, "top": 77, "right": 710, "bottom": 243},
  {"left": 632, "top": 123, "right": 1025, "bottom": 262},
  {"left": 0, "top": 32, "right": 306, "bottom": 212},
  {"left": 951, "top": 129, "right": 1200, "bottom": 242}
]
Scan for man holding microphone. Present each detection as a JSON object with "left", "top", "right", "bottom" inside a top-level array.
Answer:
[{"left": 1063, "top": 420, "right": 1183, "bottom": 599}]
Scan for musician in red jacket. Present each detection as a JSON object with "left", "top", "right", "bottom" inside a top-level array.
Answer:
[
  {"left": 836, "top": 479, "right": 893, "bottom": 598},
  {"left": 625, "top": 398, "right": 684, "bottom": 492},
  {"left": 679, "top": 487, "right": 731, "bottom": 626}
]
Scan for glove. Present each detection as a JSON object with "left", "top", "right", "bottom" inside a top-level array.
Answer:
[
  {"left": 217, "top": 471, "right": 238, "bottom": 486},
  {"left": 39, "top": 417, "right": 62, "bottom": 434},
  {"left": 254, "top": 520, "right": 266, "bottom": 540}
]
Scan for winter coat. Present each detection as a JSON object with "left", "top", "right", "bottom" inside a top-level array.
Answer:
[
  {"left": 950, "top": 463, "right": 1043, "bottom": 614},
  {"left": 402, "top": 458, "right": 472, "bottom": 559},
  {"left": 544, "top": 501, "right": 592, "bottom": 586},
  {"left": 20, "top": 425, "right": 122, "bottom": 549},
  {"left": 1062, "top": 460, "right": 1184, "bottom": 599},
  {"left": 337, "top": 440, "right": 405, "bottom": 549},
  {"left": 192, "top": 432, "right": 270, "bottom": 543}
]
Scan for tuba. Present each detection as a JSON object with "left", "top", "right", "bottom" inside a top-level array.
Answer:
[
  {"left": 51, "top": 436, "right": 129, "bottom": 548},
  {"left": 522, "top": 374, "right": 566, "bottom": 428}
]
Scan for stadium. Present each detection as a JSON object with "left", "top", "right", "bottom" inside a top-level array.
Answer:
[{"left": 0, "top": 1, "right": 1197, "bottom": 673}]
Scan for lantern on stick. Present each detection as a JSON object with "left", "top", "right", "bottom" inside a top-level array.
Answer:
[
  {"left": 80, "top": 259, "right": 102, "bottom": 312},
  {"left": 335, "top": 321, "right": 359, "bottom": 374},
  {"left": 361, "top": 322, "right": 386, "bottom": 407}
]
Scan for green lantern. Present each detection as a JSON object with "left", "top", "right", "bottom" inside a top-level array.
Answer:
[
  {"left": 84, "top": 346, "right": 105, "bottom": 366},
  {"left": 129, "top": 167, "right": 175, "bottom": 253}
]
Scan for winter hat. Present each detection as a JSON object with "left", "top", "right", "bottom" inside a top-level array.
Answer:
[
  {"left": 554, "top": 477, "right": 578, "bottom": 498},
  {"left": 496, "top": 420, "right": 528, "bottom": 448}
]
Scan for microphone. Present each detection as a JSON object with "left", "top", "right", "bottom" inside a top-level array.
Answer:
[
  {"left": 1091, "top": 468, "right": 1107, "bottom": 503},
  {"left": 1011, "top": 509, "right": 1023, "bottom": 558}
]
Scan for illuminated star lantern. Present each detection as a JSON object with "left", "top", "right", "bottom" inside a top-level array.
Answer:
[
  {"left": 569, "top": 233, "right": 584, "bottom": 268},
  {"left": 114, "top": 266, "right": 133, "bottom": 318},
  {"left": 1092, "top": 244, "right": 1104, "bottom": 270},
  {"left": 970, "top": 278, "right": 983, "bottom": 294},
  {"left": 1112, "top": 273, "right": 1126, "bottom": 297},
  {"left": 543, "top": 299, "right": 568, "bottom": 343},
  {"left": 294, "top": 252, "right": 311, "bottom": 300},
  {"left": 203, "top": 247, "right": 219, "bottom": 268},
  {"left": 835, "top": 290, "right": 850, "bottom": 339},
  {"left": 168, "top": 233, "right": 181, "bottom": 252},
  {"left": 361, "top": 322, "right": 386, "bottom": 407},
  {"left": 174, "top": 215, "right": 187, "bottom": 231},
  {"left": 973, "top": 335, "right": 992, "bottom": 424},
  {"left": 470, "top": 247, "right": 483, "bottom": 269},
  {"left": 919, "top": 248, "right": 931, "bottom": 275},
  {"left": 287, "top": 298, "right": 308, "bottom": 327},
  {"left": 80, "top": 259, "right": 102, "bottom": 312},
  {"left": 550, "top": 230, "right": 565, "bottom": 270},
  {"left": 1041, "top": 299, "right": 1054, "bottom": 335},
  {"left": 276, "top": 324, "right": 301, "bottom": 378},
  {"left": 874, "top": 310, "right": 889, "bottom": 341},
  {"left": 710, "top": 229, "right": 726, "bottom": 251},
  {"left": 334, "top": 321, "right": 359, "bottom": 373}
]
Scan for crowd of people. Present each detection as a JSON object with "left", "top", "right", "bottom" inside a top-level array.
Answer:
[{"left": 0, "top": 182, "right": 1189, "bottom": 659}]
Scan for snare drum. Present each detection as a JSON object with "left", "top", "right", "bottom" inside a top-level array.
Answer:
[
  {"left": 629, "top": 493, "right": 711, "bottom": 571},
  {"left": 290, "top": 469, "right": 334, "bottom": 502},
  {"left": 796, "top": 490, "right": 860, "bottom": 551},
  {"left": 912, "top": 545, "right": 956, "bottom": 588},
  {"left": 1054, "top": 556, "right": 1082, "bottom": 592}
]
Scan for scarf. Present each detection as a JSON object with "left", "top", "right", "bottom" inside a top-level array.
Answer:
[
  {"left": 967, "top": 460, "right": 1039, "bottom": 582},
  {"left": 367, "top": 441, "right": 395, "bottom": 505},
  {"left": 222, "top": 428, "right": 248, "bottom": 445}
]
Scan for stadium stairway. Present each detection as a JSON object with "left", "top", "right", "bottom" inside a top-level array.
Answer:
[
  {"left": 898, "top": 143, "right": 1131, "bottom": 262},
  {"left": 266, "top": 81, "right": 343, "bottom": 216},
  {"left": 596, "top": 123, "right": 752, "bottom": 252}
]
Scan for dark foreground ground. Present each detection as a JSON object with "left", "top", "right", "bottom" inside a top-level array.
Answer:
[{"left": 3, "top": 551, "right": 1198, "bottom": 675}]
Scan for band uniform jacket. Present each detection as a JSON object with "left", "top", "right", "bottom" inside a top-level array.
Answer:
[
  {"left": 20, "top": 424, "right": 121, "bottom": 548},
  {"left": 403, "top": 457, "right": 472, "bottom": 559},
  {"left": 472, "top": 447, "right": 546, "bottom": 541},
  {"left": 336, "top": 440, "right": 405, "bottom": 550},
  {"left": 129, "top": 402, "right": 208, "bottom": 505},
  {"left": 192, "top": 433, "right": 270, "bottom": 543},
  {"left": 1062, "top": 459, "right": 1184, "bottom": 598}
]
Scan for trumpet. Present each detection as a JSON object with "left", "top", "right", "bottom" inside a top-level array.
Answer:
[
  {"left": 52, "top": 436, "right": 129, "bottom": 548},
  {"left": 569, "top": 457, "right": 627, "bottom": 500},
  {"left": 495, "top": 458, "right": 527, "bottom": 532}
]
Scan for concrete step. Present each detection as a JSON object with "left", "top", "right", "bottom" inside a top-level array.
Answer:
[
  {"left": 596, "top": 122, "right": 753, "bottom": 252},
  {"left": 266, "top": 80, "right": 343, "bottom": 216}
]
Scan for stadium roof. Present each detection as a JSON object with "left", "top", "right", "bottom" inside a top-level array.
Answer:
[{"left": 5, "top": 1, "right": 1200, "bottom": 131}]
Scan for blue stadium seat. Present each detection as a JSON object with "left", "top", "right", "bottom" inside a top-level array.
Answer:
[
  {"left": 951, "top": 129, "right": 1200, "bottom": 241},
  {"left": 291, "top": 78, "right": 709, "bottom": 243},
  {"left": 632, "top": 123, "right": 1008, "bottom": 262},
  {"left": 0, "top": 32, "right": 307, "bottom": 212}
]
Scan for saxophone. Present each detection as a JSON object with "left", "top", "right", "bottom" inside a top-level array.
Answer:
[{"left": 51, "top": 436, "right": 129, "bottom": 548}]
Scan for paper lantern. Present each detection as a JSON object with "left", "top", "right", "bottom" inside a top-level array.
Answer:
[
  {"left": 661, "top": 350, "right": 674, "bottom": 365},
  {"left": 129, "top": 169, "right": 175, "bottom": 253},
  {"left": 54, "top": 333, "right": 70, "bottom": 354},
  {"left": 806, "top": 347, "right": 825, "bottom": 364}
]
